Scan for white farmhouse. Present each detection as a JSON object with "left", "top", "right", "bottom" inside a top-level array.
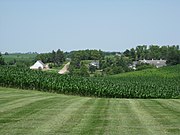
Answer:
[{"left": 30, "top": 60, "right": 46, "bottom": 70}]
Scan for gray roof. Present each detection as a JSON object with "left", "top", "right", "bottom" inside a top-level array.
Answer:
[
  {"left": 132, "top": 61, "right": 138, "bottom": 65},
  {"left": 37, "top": 60, "right": 45, "bottom": 67},
  {"left": 139, "top": 59, "right": 166, "bottom": 68}
]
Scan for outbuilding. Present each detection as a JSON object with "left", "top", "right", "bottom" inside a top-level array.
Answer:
[
  {"left": 139, "top": 59, "right": 166, "bottom": 68},
  {"left": 30, "top": 60, "right": 46, "bottom": 70}
]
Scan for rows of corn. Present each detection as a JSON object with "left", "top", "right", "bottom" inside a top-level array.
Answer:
[{"left": 0, "top": 65, "right": 179, "bottom": 98}]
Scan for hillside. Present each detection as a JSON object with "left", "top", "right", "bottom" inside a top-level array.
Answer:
[
  {"left": 112, "top": 64, "right": 180, "bottom": 78},
  {"left": 0, "top": 87, "right": 179, "bottom": 135}
]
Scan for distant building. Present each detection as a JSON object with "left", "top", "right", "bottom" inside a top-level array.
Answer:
[
  {"left": 30, "top": 60, "right": 47, "bottom": 70},
  {"left": 89, "top": 61, "right": 100, "bottom": 69},
  {"left": 66, "top": 58, "right": 71, "bottom": 61},
  {"left": 129, "top": 61, "right": 138, "bottom": 70},
  {"left": 115, "top": 53, "right": 121, "bottom": 57},
  {"left": 129, "top": 59, "right": 167, "bottom": 70},
  {"left": 139, "top": 59, "right": 167, "bottom": 68}
]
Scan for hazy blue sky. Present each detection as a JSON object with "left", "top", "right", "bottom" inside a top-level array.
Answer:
[{"left": 0, "top": 0, "right": 180, "bottom": 53}]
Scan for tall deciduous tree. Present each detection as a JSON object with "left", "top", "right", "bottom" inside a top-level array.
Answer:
[
  {"left": 0, "top": 53, "right": 5, "bottom": 65},
  {"left": 55, "top": 49, "right": 65, "bottom": 66},
  {"left": 166, "top": 45, "right": 180, "bottom": 65},
  {"left": 123, "top": 45, "right": 180, "bottom": 65}
]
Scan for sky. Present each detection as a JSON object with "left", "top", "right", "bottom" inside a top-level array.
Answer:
[{"left": 0, "top": 0, "right": 180, "bottom": 53}]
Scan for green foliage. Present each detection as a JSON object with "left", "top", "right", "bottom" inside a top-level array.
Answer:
[
  {"left": 89, "top": 65, "right": 96, "bottom": 73},
  {"left": 94, "top": 71, "right": 103, "bottom": 77},
  {"left": 136, "top": 63, "right": 155, "bottom": 71},
  {"left": 3, "top": 53, "right": 37, "bottom": 63},
  {"left": 4, "top": 52, "right": 9, "bottom": 55},
  {"left": 15, "top": 61, "right": 30, "bottom": 68},
  {"left": 48, "top": 63, "right": 53, "bottom": 68},
  {"left": 0, "top": 53, "right": 5, "bottom": 65},
  {"left": 79, "top": 62, "right": 90, "bottom": 77},
  {"left": 101, "top": 56, "right": 131, "bottom": 75},
  {"left": 69, "top": 50, "right": 103, "bottom": 76},
  {"left": 69, "top": 62, "right": 90, "bottom": 77},
  {"left": 36, "top": 49, "right": 65, "bottom": 66},
  {"left": 111, "top": 66, "right": 124, "bottom": 74},
  {"left": 70, "top": 49, "right": 104, "bottom": 61},
  {"left": 0, "top": 65, "right": 179, "bottom": 98},
  {"left": 123, "top": 45, "right": 180, "bottom": 65},
  {"left": 166, "top": 46, "right": 180, "bottom": 65}
]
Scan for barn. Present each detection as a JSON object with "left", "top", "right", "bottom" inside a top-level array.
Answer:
[{"left": 30, "top": 60, "right": 46, "bottom": 70}]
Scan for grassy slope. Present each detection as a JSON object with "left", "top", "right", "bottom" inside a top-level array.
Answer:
[
  {"left": 112, "top": 65, "right": 180, "bottom": 78},
  {"left": 0, "top": 87, "right": 179, "bottom": 135}
]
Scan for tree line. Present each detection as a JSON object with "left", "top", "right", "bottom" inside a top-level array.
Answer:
[
  {"left": 68, "top": 50, "right": 104, "bottom": 76},
  {"left": 1, "top": 45, "right": 179, "bottom": 76},
  {"left": 123, "top": 45, "right": 180, "bottom": 65},
  {"left": 0, "top": 53, "right": 5, "bottom": 65},
  {"left": 35, "top": 49, "right": 65, "bottom": 67}
]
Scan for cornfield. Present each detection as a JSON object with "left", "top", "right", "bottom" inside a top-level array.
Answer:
[{"left": 0, "top": 65, "right": 179, "bottom": 98}]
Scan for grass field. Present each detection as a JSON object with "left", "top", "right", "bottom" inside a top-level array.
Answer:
[
  {"left": 2, "top": 53, "right": 37, "bottom": 63},
  {"left": 0, "top": 87, "right": 179, "bottom": 135}
]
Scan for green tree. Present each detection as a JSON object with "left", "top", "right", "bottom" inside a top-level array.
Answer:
[
  {"left": 89, "top": 65, "right": 96, "bottom": 73},
  {"left": 130, "top": 48, "right": 136, "bottom": 61},
  {"left": 136, "top": 45, "right": 147, "bottom": 60},
  {"left": 160, "top": 46, "right": 168, "bottom": 59},
  {"left": 55, "top": 49, "right": 65, "bottom": 66},
  {"left": 123, "top": 49, "right": 131, "bottom": 57},
  {"left": 136, "top": 63, "right": 155, "bottom": 70},
  {"left": 35, "top": 49, "right": 65, "bottom": 66},
  {"left": 166, "top": 45, "right": 180, "bottom": 65},
  {"left": 112, "top": 66, "right": 124, "bottom": 74},
  {"left": 4, "top": 52, "right": 9, "bottom": 55},
  {"left": 149, "top": 45, "right": 161, "bottom": 59},
  {"left": 79, "top": 62, "right": 89, "bottom": 77},
  {"left": 52, "top": 50, "right": 56, "bottom": 63},
  {"left": 0, "top": 53, "right": 5, "bottom": 65}
]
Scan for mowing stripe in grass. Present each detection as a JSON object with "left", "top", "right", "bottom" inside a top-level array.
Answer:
[
  {"left": 0, "top": 96, "right": 55, "bottom": 113},
  {"left": 155, "top": 99, "right": 180, "bottom": 113},
  {"left": 0, "top": 97, "right": 61, "bottom": 127},
  {"left": 135, "top": 99, "right": 180, "bottom": 135},
  {"left": 70, "top": 98, "right": 109, "bottom": 135},
  {"left": 128, "top": 99, "right": 167, "bottom": 135},
  {"left": 0, "top": 96, "right": 79, "bottom": 134},
  {"left": 172, "top": 99, "right": 180, "bottom": 103},
  {"left": 28, "top": 97, "right": 89, "bottom": 135},
  {"left": 104, "top": 99, "right": 150, "bottom": 135},
  {"left": 53, "top": 98, "right": 96, "bottom": 135},
  {"left": 0, "top": 87, "right": 179, "bottom": 135}
]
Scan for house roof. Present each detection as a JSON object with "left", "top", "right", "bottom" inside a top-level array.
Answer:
[
  {"left": 37, "top": 60, "right": 45, "bottom": 66},
  {"left": 90, "top": 61, "right": 99, "bottom": 65},
  {"left": 30, "top": 60, "right": 45, "bottom": 69},
  {"left": 139, "top": 59, "right": 166, "bottom": 67}
]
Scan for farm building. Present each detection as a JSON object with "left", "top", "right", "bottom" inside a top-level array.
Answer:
[
  {"left": 30, "top": 60, "right": 48, "bottom": 70},
  {"left": 139, "top": 59, "right": 166, "bottom": 68},
  {"left": 130, "top": 59, "right": 167, "bottom": 69},
  {"left": 89, "top": 61, "right": 100, "bottom": 69},
  {"left": 129, "top": 61, "right": 138, "bottom": 70}
]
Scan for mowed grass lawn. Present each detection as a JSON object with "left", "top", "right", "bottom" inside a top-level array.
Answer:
[{"left": 0, "top": 87, "right": 179, "bottom": 135}]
